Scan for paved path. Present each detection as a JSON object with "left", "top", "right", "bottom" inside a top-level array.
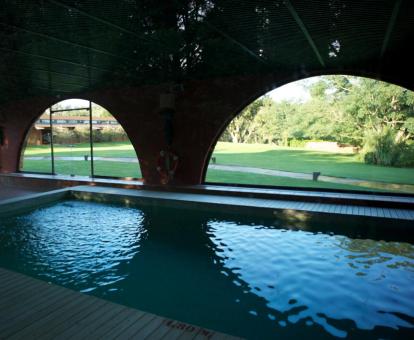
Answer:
[
  {"left": 25, "top": 157, "right": 414, "bottom": 193},
  {"left": 209, "top": 164, "right": 414, "bottom": 193}
]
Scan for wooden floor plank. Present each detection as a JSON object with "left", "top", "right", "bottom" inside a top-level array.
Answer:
[
  {"left": 2, "top": 285, "right": 77, "bottom": 337},
  {"left": 144, "top": 319, "right": 173, "bottom": 339},
  {"left": 52, "top": 301, "right": 113, "bottom": 340},
  {"left": 7, "top": 296, "right": 83, "bottom": 340},
  {"left": 163, "top": 320, "right": 216, "bottom": 340},
  {"left": 163, "top": 320, "right": 202, "bottom": 340},
  {"left": 42, "top": 298, "right": 108, "bottom": 340},
  {"left": 131, "top": 315, "right": 166, "bottom": 338},
  {"left": 9, "top": 291, "right": 95, "bottom": 339},
  {"left": 0, "top": 276, "right": 34, "bottom": 297},
  {"left": 81, "top": 307, "right": 137, "bottom": 339},
  {"left": 0, "top": 272, "right": 44, "bottom": 298},
  {"left": 68, "top": 302, "right": 126, "bottom": 340},
  {"left": 0, "top": 278, "right": 54, "bottom": 313},
  {"left": 103, "top": 310, "right": 146, "bottom": 339},
  {"left": 0, "top": 268, "right": 242, "bottom": 340},
  {"left": 115, "top": 313, "right": 157, "bottom": 339}
]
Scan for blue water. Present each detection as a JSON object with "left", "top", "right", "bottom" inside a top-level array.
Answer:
[{"left": 0, "top": 200, "right": 413, "bottom": 339}]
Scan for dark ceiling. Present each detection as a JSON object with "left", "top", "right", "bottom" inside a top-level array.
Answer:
[{"left": 1, "top": 0, "right": 413, "bottom": 105}]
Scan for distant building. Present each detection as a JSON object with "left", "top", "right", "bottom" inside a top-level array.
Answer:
[{"left": 27, "top": 115, "right": 121, "bottom": 145}]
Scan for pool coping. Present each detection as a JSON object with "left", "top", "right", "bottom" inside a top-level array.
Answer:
[
  {"left": 1, "top": 173, "right": 414, "bottom": 210},
  {"left": 1, "top": 184, "right": 413, "bottom": 222}
]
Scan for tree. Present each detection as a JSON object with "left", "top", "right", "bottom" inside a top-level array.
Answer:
[
  {"left": 225, "top": 98, "right": 264, "bottom": 143},
  {"left": 341, "top": 78, "right": 414, "bottom": 144},
  {"left": 253, "top": 98, "right": 284, "bottom": 144},
  {"left": 220, "top": 75, "right": 414, "bottom": 166},
  {"left": 309, "top": 80, "right": 329, "bottom": 99}
]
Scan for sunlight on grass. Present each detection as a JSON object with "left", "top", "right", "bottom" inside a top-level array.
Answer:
[
  {"left": 209, "top": 142, "right": 414, "bottom": 185},
  {"left": 24, "top": 143, "right": 137, "bottom": 157},
  {"left": 22, "top": 160, "right": 141, "bottom": 178},
  {"left": 206, "top": 169, "right": 374, "bottom": 191}
]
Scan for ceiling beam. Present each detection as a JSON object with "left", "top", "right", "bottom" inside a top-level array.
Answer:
[
  {"left": 380, "top": 0, "right": 402, "bottom": 58},
  {"left": 2, "top": 65, "right": 91, "bottom": 80},
  {"left": 0, "top": 47, "right": 138, "bottom": 80},
  {"left": 18, "top": 67, "right": 91, "bottom": 80},
  {"left": 5, "top": 73, "right": 89, "bottom": 89},
  {"left": 0, "top": 22, "right": 139, "bottom": 65},
  {"left": 45, "top": 0, "right": 157, "bottom": 44},
  {"left": 284, "top": 0, "right": 325, "bottom": 67},
  {"left": 203, "top": 20, "right": 268, "bottom": 66},
  {"left": 31, "top": 86, "right": 74, "bottom": 94}
]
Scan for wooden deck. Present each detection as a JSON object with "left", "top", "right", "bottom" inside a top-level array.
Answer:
[
  {"left": 71, "top": 185, "right": 414, "bottom": 221},
  {"left": 0, "top": 268, "right": 241, "bottom": 340}
]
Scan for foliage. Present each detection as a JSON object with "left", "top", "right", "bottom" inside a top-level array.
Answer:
[
  {"left": 93, "top": 127, "right": 130, "bottom": 143},
  {"left": 220, "top": 75, "right": 414, "bottom": 167},
  {"left": 288, "top": 139, "right": 324, "bottom": 148},
  {"left": 361, "top": 128, "right": 406, "bottom": 166},
  {"left": 53, "top": 127, "right": 129, "bottom": 144},
  {"left": 224, "top": 98, "right": 265, "bottom": 143}
]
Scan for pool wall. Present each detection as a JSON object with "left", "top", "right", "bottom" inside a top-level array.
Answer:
[{"left": 0, "top": 188, "right": 68, "bottom": 218}]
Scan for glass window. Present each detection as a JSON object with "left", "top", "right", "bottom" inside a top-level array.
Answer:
[
  {"left": 205, "top": 75, "right": 414, "bottom": 195},
  {"left": 20, "top": 99, "right": 141, "bottom": 179}
]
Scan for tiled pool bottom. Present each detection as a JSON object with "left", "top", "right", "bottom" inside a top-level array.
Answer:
[{"left": 0, "top": 190, "right": 413, "bottom": 339}]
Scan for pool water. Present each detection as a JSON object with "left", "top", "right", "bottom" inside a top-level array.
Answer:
[{"left": 0, "top": 200, "right": 413, "bottom": 339}]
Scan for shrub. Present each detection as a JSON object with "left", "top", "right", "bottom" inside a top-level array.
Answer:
[
  {"left": 288, "top": 139, "right": 308, "bottom": 147},
  {"left": 398, "top": 143, "right": 414, "bottom": 166},
  {"left": 52, "top": 126, "right": 129, "bottom": 144},
  {"left": 288, "top": 139, "right": 325, "bottom": 148},
  {"left": 98, "top": 127, "right": 129, "bottom": 142},
  {"left": 360, "top": 128, "right": 410, "bottom": 166}
]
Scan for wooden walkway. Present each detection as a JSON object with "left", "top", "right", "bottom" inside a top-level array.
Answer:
[
  {"left": 0, "top": 268, "right": 241, "bottom": 340},
  {"left": 71, "top": 186, "right": 414, "bottom": 221}
]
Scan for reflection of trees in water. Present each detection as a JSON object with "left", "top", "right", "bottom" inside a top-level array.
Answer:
[{"left": 337, "top": 237, "right": 414, "bottom": 270}]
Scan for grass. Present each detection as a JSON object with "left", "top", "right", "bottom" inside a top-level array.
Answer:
[
  {"left": 22, "top": 142, "right": 141, "bottom": 178},
  {"left": 22, "top": 142, "right": 414, "bottom": 192},
  {"left": 22, "top": 160, "right": 141, "bottom": 178},
  {"left": 206, "top": 170, "right": 375, "bottom": 191},
  {"left": 208, "top": 142, "right": 414, "bottom": 185},
  {"left": 23, "top": 142, "right": 136, "bottom": 158}
]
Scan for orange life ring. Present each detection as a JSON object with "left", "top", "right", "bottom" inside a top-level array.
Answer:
[{"left": 156, "top": 149, "right": 179, "bottom": 183}]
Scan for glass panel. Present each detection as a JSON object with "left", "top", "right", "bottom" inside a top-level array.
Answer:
[
  {"left": 205, "top": 75, "right": 414, "bottom": 194},
  {"left": 51, "top": 100, "right": 91, "bottom": 177},
  {"left": 20, "top": 110, "right": 53, "bottom": 173},
  {"left": 91, "top": 103, "right": 141, "bottom": 178}
]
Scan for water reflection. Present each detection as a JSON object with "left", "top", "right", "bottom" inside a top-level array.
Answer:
[
  {"left": 0, "top": 201, "right": 413, "bottom": 339},
  {"left": 207, "top": 220, "right": 414, "bottom": 338},
  {"left": 0, "top": 200, "right": 146, "bottom": 292}
]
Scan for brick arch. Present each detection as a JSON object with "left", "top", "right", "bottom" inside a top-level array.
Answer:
[
  {"left": 17, "top": 96, "right": 144, "bottom": 179},
  {"left": 1, "top": 71, "right": 413, "bottom": 186},
  {"left": 0, "top": 84, "right": 168, "bottom": 184}
]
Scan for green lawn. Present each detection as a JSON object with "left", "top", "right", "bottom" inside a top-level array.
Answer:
[
  {"left": 22, "top": 160, "right": 141, "bottom": 178},
  {"left": 22, "top": 142, "right": 414, "bottom": 192},
  {"left": 207, "top": 142, "right": 414, "bottom": 185},
  {"left": 22, "top": 142, "right": 141, "bottom": 178},
  {"left": 206, "top": 170, "right": 375, "bottom": 191},
  {"left": 23, "top": 142, "right": 137, "bottom": 158}
]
